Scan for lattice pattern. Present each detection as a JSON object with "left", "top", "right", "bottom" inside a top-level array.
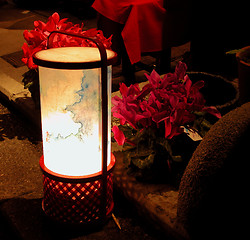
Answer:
[{"left": 42, "top": 173, "right": 114, "bottom": 224}]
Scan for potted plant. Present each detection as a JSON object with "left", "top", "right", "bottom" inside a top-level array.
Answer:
[
  {"left": 111, "top": 62, "right": 221, "bottom": 186},
  {"left": 21, "top": 12, "right": 112, "bottom": 108},
  {"left": 227, "top": 46, "right": 250, "bottom": 105}
]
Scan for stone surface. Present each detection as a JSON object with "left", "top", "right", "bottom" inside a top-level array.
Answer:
[
  {"left": 178, "top": 102, "right": 250, "bottom": 240},
  {"left": 0, "top": 102, "right": 42, "bottom": 201},
  {"left": 112, "top": 151, "right": 185, "bottom": 240}
]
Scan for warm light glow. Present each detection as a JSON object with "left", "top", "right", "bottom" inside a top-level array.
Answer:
[
  {"left": 35, "top": 47, "right": 116, "bottom": 63},
  {"left": 37, "top": 47, "right": 113, "bottom": 176}
]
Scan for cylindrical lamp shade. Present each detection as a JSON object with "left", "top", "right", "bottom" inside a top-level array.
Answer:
[
  {"left": 34, "top": 47, "right": 116, "bottom": 177},
  {"left": 34, "top": 44, "right": 117, "bottom": 225}
]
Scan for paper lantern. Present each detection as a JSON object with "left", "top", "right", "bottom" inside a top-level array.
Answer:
[{"left": 33, "top": 31, "right": 117, "bottom": 225}]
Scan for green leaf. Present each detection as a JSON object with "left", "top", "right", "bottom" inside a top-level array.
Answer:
[
  {"left": 226, "top": 49, "right": 242, "bottom": 55},
  {"left": 24, "top": 82, "right": 33, "bottom": 89},
  {"left": 131, "top": 153, "right": 155, "bottom": 169}
]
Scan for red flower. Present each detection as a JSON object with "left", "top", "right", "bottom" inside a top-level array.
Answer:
[
  {"left": 22, "top": 12, "right": 112, "bottom": 69},
  {"left": 112, "top": 62, "right": 221, "bottom": 145}
]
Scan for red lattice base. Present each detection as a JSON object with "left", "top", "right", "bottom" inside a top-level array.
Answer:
[{"left": 40, "top": 155, "right": 115, "bottom": 225}]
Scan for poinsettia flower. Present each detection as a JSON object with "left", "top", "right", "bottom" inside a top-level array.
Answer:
[
  {"left": 111, "top": 61, "right": 221, "bottom": 145},
  {"left": 22, "top": 12, "right": 112, "bottom": 69}
]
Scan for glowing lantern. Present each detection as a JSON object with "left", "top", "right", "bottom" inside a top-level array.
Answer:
[{"left": 33, "top": 31, "right": 117, "bottom": 225}]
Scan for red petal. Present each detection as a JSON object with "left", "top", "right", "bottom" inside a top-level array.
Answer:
[
  {"left": 203, "top": 106, "right": 221, "bottom": 118},
  {"left": 127, "top": 84, "right": 140, "bottom": 96},
  {"left": 145, "top": 70, "right": 161, "bottom": 87},
  {"left": 46, "top": 16, "right": 56, "bottom": 32},
  {"left": 184, "top": 76, "right": 192, "bottom": 94},
  {"left": 192, "top": 80, "right": 205, "bottom": 90},
  {"left": 175, "top": 61, "right": 187, "bottom": 79},
  {"left": 22, "top": 43, "right": 30, "bottom": 56},
  {"left": 119, "top": 83, "right": 128, "bottom": 97},
  {"left": 136, "top": 84, "right": 153, "bottom": 100},
  {"left": 112, "top": 126, "right": 125, "bottom": 146},
  {"left": 34, "top": 20, "right": 46, "bottom": 30},
  {"left": 27, "top": 56, "right": 35, "bottom": 69},
  {"left": 164, "top": 118, "right": 172, "bottom": 138},
  {"left": 51, "top": 12, "right": 60, "bottom": 25}
]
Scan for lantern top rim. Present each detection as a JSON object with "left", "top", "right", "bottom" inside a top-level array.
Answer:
[{"left": 33, "top": 47, "right": 117, "bottom": 69}]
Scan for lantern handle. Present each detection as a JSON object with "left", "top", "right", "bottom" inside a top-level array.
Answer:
[{"left": 47, "top": 31, "right": 109, "bottom": 222}]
